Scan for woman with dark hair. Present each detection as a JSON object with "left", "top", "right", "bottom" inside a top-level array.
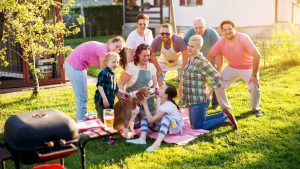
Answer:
[
  {"left": 126, "top": 13, "right": 153, "bottom": 62},
  {"left": 119, "top": 43, "right": 158, "bottom": 115},
  {"left": 126, "top": 83, "right": 183, "bottom": 152},
  {"left": 65, "top": 36, "right": 127, "bottom": 121}
]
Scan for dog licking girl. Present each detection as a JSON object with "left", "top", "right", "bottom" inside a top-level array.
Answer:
[{"left": 126, "top": 83, "right": 184, "bottom": 152}]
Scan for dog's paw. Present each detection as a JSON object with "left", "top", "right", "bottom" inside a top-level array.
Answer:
[{"left": 121, "top": 131, "right": 135, "bottom": 139}]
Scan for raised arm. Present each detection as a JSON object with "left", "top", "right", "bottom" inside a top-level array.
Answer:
[
  {"left": 150, "top": 51, "right": 163, "bottom": 79},
  {"left": 99, "top": 56, "right": 106, "bottom": 70},
  {"left": 181, "top": 49, "right": 189, "bottom": 70},
  {"left": 127, "top": 48, "right": 135, "bottom": 63},
  {"left": 118, "top": 71, "right": 131, "bottom": 90},
  {"left": 141, "top": 98, "right": 166, "bottom": 123}
]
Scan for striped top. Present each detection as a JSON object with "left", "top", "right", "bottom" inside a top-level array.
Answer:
[{"left": 182, "top": 53, "right": 221, "bottom": 106}]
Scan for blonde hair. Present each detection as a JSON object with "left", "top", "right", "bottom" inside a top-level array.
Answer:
[
  {"left": 105, "top": 52, "right": 120, "bottom": 63},
  {"left": 189, "top": 35, "right": 203, "bottom": 47}
]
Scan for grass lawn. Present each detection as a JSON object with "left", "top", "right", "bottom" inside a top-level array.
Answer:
[{"left": 0, "top": 58, "right": 300, "bottom": 168}]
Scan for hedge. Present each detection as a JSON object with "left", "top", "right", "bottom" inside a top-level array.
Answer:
[{"left": 70, "top": 5, "right": 123, "bottom": 38}]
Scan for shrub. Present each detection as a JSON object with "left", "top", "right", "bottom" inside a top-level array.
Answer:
[
  {"left": 257, "top": 23, "right": 300, "bottom": 67},
  {"left": 67, "top": 5, "right": 123, "bottom": 38}
]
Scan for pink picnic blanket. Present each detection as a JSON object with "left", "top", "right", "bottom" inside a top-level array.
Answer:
[{"left": 148, "top": 108, "right": 210, "bottom": 145}]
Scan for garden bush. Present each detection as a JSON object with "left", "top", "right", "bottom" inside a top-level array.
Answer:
[
  {"left": 258, "top": 23, "right": 300, "bottom": 67},
  {"left": 66, "top": 5, "right": 123, "bottom": 38}
]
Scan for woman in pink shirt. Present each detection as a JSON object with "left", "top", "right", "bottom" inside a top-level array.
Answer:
[{"left": 65, "top": 36, "right": 126, "bottom": 120}]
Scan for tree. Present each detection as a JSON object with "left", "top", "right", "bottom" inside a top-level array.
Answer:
[{"left": 0, "top": 0, "right": 84, "bottom": 96}]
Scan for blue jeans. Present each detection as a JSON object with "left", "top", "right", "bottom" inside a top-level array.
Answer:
[
  {"left": 65, "top": 62, "right": 88, "bottom": 120},
  {"left": 189, "top": 100, "right": 227, "bottom": 130}
]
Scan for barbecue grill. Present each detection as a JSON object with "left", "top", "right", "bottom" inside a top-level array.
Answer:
[{"left": 1, "top": 109, "right": 79, "bottom": 168}]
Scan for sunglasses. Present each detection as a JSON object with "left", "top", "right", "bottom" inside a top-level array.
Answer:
[{"left": 160, "top": 32, "right": 170, "bottom": 36}]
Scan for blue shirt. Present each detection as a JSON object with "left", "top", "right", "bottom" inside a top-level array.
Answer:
[{"left": 184, "top": 27, "right": 220, "bottom": 57}]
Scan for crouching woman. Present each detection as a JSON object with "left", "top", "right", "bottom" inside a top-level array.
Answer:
[
  {"left": 126, "top": 83, "right": 183, "bottom": 152},
  {"left": 183, "top": 35, "right": 238, "bottom": 130}
]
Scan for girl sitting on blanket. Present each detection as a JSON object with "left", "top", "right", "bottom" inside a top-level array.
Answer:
[{"left": 126, "top": 83, "right": 184, "bottom": 152}]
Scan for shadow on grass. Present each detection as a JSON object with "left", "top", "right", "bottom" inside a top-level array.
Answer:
[
  {"left": 0, "top": 96, "right": 37, "bottom": 116},
  {"left": 236, "top": 111, "right": 255, "bottom": 121},
  {"left": 260, "top": 59, "right": 300, "bottom": 78}
]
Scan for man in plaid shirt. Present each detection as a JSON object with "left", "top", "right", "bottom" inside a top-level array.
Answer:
[{"left": 183, "top": 35, "right": 238, "bottom": 130}]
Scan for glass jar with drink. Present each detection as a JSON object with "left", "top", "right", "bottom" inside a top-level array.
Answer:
[{"left": 103, "top": 109, "right": 114, "bottom": 129}]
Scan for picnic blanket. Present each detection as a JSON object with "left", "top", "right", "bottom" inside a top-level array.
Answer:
[{"left": 148, "top": 108, "right": 210, "bottom": 145}]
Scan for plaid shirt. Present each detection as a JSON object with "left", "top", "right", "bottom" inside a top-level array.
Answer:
[
  {"left": 182, "top": 53, "right": 221, "bottom": 106},
  {"left": 94, "top": 67, "right": 119, "bottom": 107}
]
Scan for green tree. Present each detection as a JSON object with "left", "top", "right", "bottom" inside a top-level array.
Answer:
[{"left": 0, "top": 0, "right": 84, "bottom": 96}]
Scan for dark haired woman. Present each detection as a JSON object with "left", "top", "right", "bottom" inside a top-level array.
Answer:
[
  {"left": 126, "top": 83, "right": 183, "bottom": 152},
  {"left": 65, "top": 36, "right": 127, "bottom": 121},
  {"left": 119, "top": 43, "right": 158, "bottom": 115}
]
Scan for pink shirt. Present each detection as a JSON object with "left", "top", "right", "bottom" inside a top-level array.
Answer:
[
  {"left": 210, "top": 32, "right": 256, "bottom": 69},
  {"left": 66, "top": 41, "right": 109, "bottom": 70}
]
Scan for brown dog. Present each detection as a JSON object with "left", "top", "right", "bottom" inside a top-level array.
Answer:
[{"left": 113, "top": 87, "right": 153, "bottom": 138}]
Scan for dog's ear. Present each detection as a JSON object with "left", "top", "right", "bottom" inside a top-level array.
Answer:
[{"left": 136, "top": 88, "right": 147, "bottom": 100}]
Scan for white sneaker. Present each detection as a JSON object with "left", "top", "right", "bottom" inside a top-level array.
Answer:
[{"left": 126, "top": 139, "right": 146, "bottom": 145}]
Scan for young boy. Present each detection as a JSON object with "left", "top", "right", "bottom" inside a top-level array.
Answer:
[{"left": 94, "top": 52, "right": 121, "bottom": 121}]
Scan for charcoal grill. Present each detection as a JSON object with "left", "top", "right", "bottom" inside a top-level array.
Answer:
[{"left": 1, "top": 109, "right": 79, "bottom": 169}]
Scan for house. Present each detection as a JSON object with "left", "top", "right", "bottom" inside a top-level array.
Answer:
[{"left": 123, "top": 0, "right": 300, "bottom": 41}]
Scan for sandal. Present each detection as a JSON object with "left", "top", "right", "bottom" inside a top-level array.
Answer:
[{"left": 103, "top": 136, "right": 118, "bottom": 145}]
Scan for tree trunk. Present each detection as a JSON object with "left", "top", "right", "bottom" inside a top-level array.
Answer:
[{"left": 31, "top": 55, "right": 40, "bottom": 96}]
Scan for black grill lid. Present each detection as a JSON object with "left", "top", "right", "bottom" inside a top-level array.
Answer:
[{"left": 3, "top": 109, "right": 78, "bottom": 151}]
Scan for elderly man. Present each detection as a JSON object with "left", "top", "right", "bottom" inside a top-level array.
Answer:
[
  {"left": 184, "top": 17, "right": 220, "bottom": 109},
  {"left": 207, "top": 20, "right": 263, "bottom": 117}
]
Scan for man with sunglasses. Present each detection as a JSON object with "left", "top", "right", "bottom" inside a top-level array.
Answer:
[
  {"left": 150, "top": 23, "right": 188, "bottom": 86},
  {"left": 126, "top": 14, "right": 153, "bottom": 62},
  {"left": 184, "top": 17, "right": 220, "bottom": 110}
]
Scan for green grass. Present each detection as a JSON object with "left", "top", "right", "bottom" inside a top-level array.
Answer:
[{"left": 1, "top": 60, "right": 300, "bottom": 168}]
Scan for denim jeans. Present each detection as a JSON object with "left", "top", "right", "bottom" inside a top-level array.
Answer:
[
  {"left": 65, "top": 62, "right": 88, "bottom": 120},
  {"left": 189, "top": 100, "right": 227, "bottom": 130}
]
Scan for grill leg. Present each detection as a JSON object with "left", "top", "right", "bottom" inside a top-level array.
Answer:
[
  {"left": 1, "top": 160, "right": 5, "bottom": 169},
  {"left": 13, "top": 159, "right": 20, "bottom": 169},
  {"left": 60, "top": 158, "right": 64, "bottom": 166}
]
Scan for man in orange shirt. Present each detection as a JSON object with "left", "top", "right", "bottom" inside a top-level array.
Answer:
[{"left": 207, "top": 20, "right": 263, "bottom": 117}]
